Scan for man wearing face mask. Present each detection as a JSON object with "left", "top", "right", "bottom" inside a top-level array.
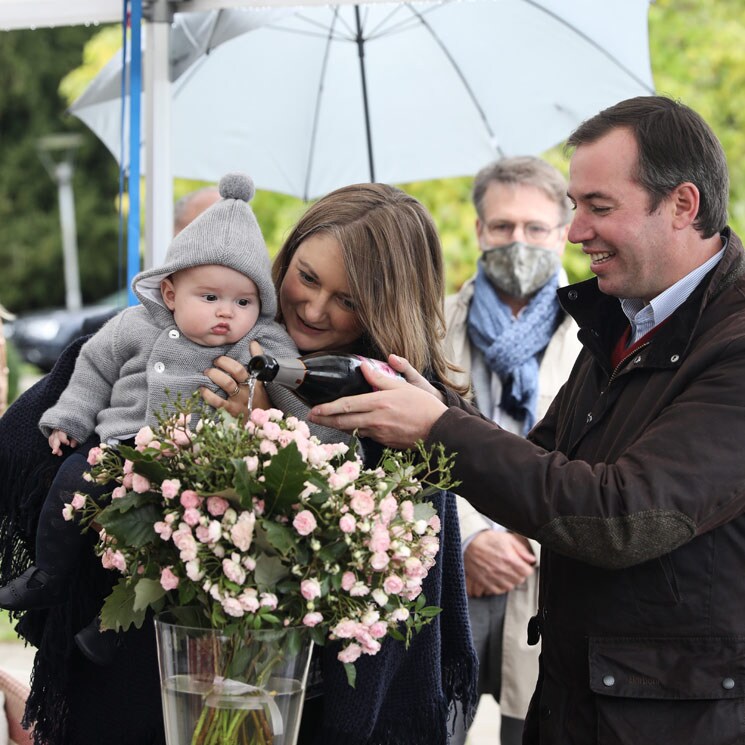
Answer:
[{"left": 446, "top": 156, "right": 581, "bottom": 745}]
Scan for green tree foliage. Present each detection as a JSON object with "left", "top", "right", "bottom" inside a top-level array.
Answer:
[
  {"left": 0, "top": 27, "right": 121, "bottom": 314},
  {"left": 2, "top": 0, "right": 745, "bottom": 312}
]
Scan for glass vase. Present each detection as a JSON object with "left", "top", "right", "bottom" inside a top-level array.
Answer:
[{"left": 154, "top": 612, "right": 313, "bottom": 745}]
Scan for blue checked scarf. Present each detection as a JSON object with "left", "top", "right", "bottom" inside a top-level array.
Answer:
[{"left": 467, "top": 267, "right": 562, "bottom": 434}]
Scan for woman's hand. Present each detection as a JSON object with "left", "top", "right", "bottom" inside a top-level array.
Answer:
[
  {"left": 202, "top": 356, "right": 250, "bottom": 416},
  {"left": 308, "top": 356, "right": 447, "bottom": 448},
  {"left": 201, "top": 342, "right": 271, "bottom": 417}
]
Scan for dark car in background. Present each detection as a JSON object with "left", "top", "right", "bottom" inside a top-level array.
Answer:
[{"left": 5, "top": 291, "right": 126, "bottom": 372}]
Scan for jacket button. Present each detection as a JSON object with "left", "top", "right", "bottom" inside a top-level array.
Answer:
[
  {"left": 567, "top": 290, "right": 578, "bottom": 301},
  {"left": 540, "top": 704, "right": 551, "bottom": 720},
  {"left": 670, "top": 354, "right": 680, "bottom": 363},
  {"left": 154, "top": 362, "right": 165, "bottom": 373},
  {"left": 602, "top": 675, "right": 615, "bottom": 687},
  {"left": 633, "top": 355, "right": 642, "bottom": 364},
  {"left": 722, "top": 677, "right": 735, "bottom": 690},
  {"left": 586, "top": 413, "right": 593, "bottom": 423},
  {"left": 169, "top": 329, "right": 180, "bottom": 339}
]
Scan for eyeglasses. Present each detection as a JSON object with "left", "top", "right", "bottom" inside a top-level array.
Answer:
[{"left": 483, "top": 220, "right": 564, "bottom": 244}]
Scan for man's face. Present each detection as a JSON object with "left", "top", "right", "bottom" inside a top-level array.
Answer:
[
  {"left": 567, "top": 127, "right": 679, "bottom": 302},
  {"left": 476, "top": 181, "right": 568, "bottom": 256}
]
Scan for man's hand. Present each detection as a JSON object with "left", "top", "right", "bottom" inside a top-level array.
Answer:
[
  {"left": 465, "top": 531, "right": 536, "bottom": 598},
  {"left": 49, "top": 429, "right": 78, "bottom": 456},
  {"left": 309, "top": 355, "right": 447, "bottom": 449}
]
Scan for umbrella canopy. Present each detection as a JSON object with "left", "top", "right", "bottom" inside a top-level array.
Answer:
[{"left": 71, "top": 0, "right": 655, "bottom": 202}]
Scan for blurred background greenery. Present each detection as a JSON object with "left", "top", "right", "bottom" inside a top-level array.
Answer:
[{"left": 0, "top": 0, "right": 744, "bottom": 326}]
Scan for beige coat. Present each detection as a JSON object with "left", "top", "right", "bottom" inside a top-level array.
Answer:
[{"left": 444, "top": 273, "right": 581, "bottom": 718}]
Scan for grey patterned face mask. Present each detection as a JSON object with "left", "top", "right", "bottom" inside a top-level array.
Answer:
[{"left": 479, "top": 241, "right": 561, "bottom": 298}]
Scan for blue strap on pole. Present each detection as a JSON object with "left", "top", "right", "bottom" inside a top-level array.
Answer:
[
  {"left": 117, "top": 0, "right": 128, "bottom": 301},
  {"left": 127, "top": 0, "right": 143, "bottom": 306}
]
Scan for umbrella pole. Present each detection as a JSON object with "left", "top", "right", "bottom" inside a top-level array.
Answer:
[{"left": 354, "top": 5, "right": 375, "bottom": 183}]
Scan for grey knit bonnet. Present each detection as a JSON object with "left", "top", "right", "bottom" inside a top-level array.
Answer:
[{"left": 132, "top": 173, "right": 276, "bottom": 319}]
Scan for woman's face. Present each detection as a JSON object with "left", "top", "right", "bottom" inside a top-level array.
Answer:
[{"left": 279, "top": 232, "right": 364, "bottom": 353}]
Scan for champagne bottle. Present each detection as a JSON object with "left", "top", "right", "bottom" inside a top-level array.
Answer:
[{"left": 246, "top": 351, "right": 402, "bottom": 406}]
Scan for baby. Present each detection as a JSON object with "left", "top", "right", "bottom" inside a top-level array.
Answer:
[{"left": 0, "top": 173, "right": 308, "bottom": 660}]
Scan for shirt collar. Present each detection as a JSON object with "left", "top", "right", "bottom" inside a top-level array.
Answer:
[{"left": 620, "top": 236, "right": 727, "bottom": 344}]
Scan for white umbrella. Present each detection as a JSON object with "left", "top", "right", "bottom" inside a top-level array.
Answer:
[{"left": 70, "top": 0, "right": 654, "bottom": 263}]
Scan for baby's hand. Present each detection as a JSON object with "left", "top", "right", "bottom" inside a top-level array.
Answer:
[{"left": 49, "top": 430, "right": 78, "bottom": 456}]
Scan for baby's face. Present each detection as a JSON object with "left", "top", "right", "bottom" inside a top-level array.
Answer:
[{"left": 161, "top": 265, "right": 261, "bottom": 346}]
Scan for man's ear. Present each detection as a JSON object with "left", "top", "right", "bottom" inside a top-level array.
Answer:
[
  {"left": 161, "top": 277, "right": 177, "bottom": 311},
  {"left": 670, "top": 182, "right": 700, "bottom": 230}
]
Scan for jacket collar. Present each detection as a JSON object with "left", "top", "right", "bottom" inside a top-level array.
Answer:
[{"left": 558, "top": 228, "right": 745, "bottom": 370}]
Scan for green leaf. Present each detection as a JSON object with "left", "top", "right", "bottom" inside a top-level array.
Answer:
[
  {"left": 343, "top": 661, "right": 357, "bottom": 688},
  {"left": 98, "top": 491, "right": 152, "bottom": 515},
  {"left": 97, "top": 503, "right": 162, "bottom": 547},
  {"left": 262, "top": 521, "right": 296, "bottom": 555},
  {"left": 317, "top": 541, "right": 348, "bottom": 563},
  {"left": 254, "top": 553, "right": 289, "bottom": 587},
  {"left": 100, "top": 579, "right": 147, "bottom": 631},
  {"left": 232, "top": 460, "right": 264, "bottom": 507},
  {"left": 263, "top": 442, "right": 310, "bottom": 513},
  {"left": 132, "top": 458, "right": 170, "bottom": 484},
  {"left": 413, "top": 502, "right": 437, "bottom": 521},
  {"left": 133, "top": 577, "right": 166, "bottom": 612}
]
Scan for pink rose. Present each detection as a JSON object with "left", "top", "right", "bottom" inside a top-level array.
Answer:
[
  {"left": 207, "top": 496, "right": 229, "bottom": 516},
  {"left": 154, "top": 521, "right": 173, "bottom": 540},
  {"left": 350, "top": 490, "right": 375, "bottom": 517},
  {"left": 368, "top": 524, "right": 391, "bottom": 553},
  {"left": 370, "top": 552, "right": 390, "bottom": 571},
  {"left": 160, "top": 479, "right": 181, "bottom": 500},
  {"left": 293, "top": 510, "right": 317, "bottom": 536},
  {"left": 180, "top": 490, "right": 201, "bottom": 509},
  {"left": 71, "top": 492, "right": 86, "bottom": 510},
  {"left": 183, "top": 508, "right": 201, "bottom": 527},
  {"left": 303, "top": 612, "right": 324, "bottom": 628},
  {"left": 196, "top": 521, "right": 221, "bottom": 544},
  {"left": 332, "top": 619, "right": 358, "bottom": 639},
  {"left": 222, "top": 558, "right": 246, "bottom": 585},
  {"left": 301, "top": 578, "right": 322, "bottom": 601},
  {"left": 134, "top": 426, "right": 155, "bottom": 449},
  {"left": 400, "top": 500, "right": 415, "bottom": 522},
  {"left": 379, "top": 495, "right": 398, "bottom": 523},
  {"left": 222, "top": 598, "right": 245, "bottom": 618},
  {"left": 250, "top": 408, "right": 270, "bottom": 426},
  {"left": 86, "top": 447, "right": 104, "bottom": 466},
  {"left": 369, "top": 621, "right": 388, "bottom": 639},
  {"left": 111, "top": 485, "right": 127, "bottom": 500},
  {"left": 131, "top": 473, "right": 151, "bottom": 494},
  {"left": 337, "top": 643, "right": 362, "bottom": 664},
  {"left": 260, "top": 592, "right": 278, "bottom": 610},
  {"left": 160, "top": 566, "right": 180, "bottom": 591},
  {"left": 262, "top": 421, "right": 282, "bottom": 441},
  {"left": 260, "top": 439, "right": 278, "bottom": 456},
  {"left": 230, "top": 512, "right": 256, "bottom": 551},
  {"left": 428, "top": 514, "right": 441, "bottom": 532},
  {"left": 239, "top": 589, "right": 260, "bottom": 613},
  {"left": 339, "top": 514, "right": 356, "bottom": 533},
  {"left": 341, "top": 572, "right": 356, "bottom": 591},
  {"left": 349, "top": 582, "right": 370, "bottom": 597},
  {"left": 383, "top": 575, "right": 404, "bottom": 595}
]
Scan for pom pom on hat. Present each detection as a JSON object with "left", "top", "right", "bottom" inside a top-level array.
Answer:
[{"left": 219, "top": 173, "right": 256, "bottom": 203}]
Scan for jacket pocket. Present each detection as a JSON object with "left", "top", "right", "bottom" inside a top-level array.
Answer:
[{"left": 589, "top": 636, "right": 745, "bottom": 745}]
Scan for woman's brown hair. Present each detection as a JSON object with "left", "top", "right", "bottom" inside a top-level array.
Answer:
[{"left": 273, "top": 183, "right": 467, "bottom": 394}]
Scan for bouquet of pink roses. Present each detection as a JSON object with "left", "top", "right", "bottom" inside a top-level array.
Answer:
[{"left": 71, "top": 393, "right": 456, "bottom": 686}]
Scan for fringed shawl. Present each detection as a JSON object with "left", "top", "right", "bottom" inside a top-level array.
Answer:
[{"left": 0, "top": 339, "right": 165, "bottom": 745}]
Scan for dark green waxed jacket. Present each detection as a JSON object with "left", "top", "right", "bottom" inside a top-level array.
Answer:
[{"left": 428, "top": 228, "right": 745, "bottom": 745}]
